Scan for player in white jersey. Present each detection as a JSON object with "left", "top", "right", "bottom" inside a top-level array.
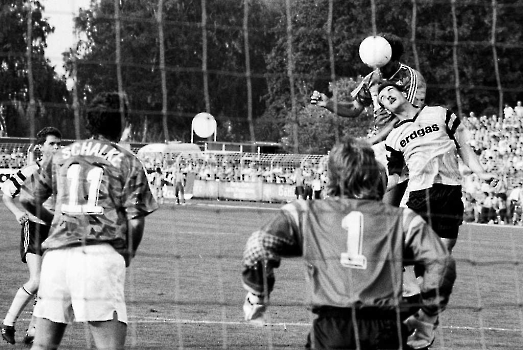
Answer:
[
  {"left": 20, "top": 93, "right": 158, "bottom": 350},
  {"left": 379, "top": 82, "right": 497, "bottom": 252},
  {"left": 1, "top": 127, "right": 61, "bottom": 345},
  {"left": 310, "top": 33, "right": 426, "bottom": 208},
  {"left": 242, "top": 136, "right": 456, "bottom": 350}
]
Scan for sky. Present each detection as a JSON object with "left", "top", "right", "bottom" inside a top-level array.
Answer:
[{"left": 43, "top": 0, "right": 91, "bottom": 77}]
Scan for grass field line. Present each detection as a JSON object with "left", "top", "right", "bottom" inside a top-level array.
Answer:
[
  {"left": 192, "top": 202, "right": 280, "bottom": 211},
  {"left": 128, "top": 316, "right": 522, "bottom": 333}
]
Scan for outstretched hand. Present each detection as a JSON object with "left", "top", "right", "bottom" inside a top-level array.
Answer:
[{"left": 310, "top": 90, "right": 328, "bottom": 107}]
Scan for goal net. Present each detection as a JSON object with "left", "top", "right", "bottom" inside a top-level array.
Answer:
[{"left": 1, "top": 0, "right": 523, "bottom": 348}]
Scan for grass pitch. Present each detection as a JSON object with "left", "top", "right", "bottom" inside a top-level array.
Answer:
[{"left": 1, "top": 199, "right": 523, "bottom": 349}]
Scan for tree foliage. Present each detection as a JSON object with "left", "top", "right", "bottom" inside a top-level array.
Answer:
[
  {"left": 0, "top": 0, "right": 72, "bottom": 138},
  {"left": 73, "top": 0, "right": 279, "bottom": 143}
]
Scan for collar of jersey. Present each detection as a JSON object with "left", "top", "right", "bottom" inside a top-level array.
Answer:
[{"left": 393, "top": 105, "right": 426, "bottom": 128}]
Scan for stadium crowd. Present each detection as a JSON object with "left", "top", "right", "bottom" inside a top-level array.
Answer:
[{"left": 1, "top": 101, "right": 523, "bottom": 225}]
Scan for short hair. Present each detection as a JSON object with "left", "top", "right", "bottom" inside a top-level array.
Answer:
[
  {"left": 327, "top": 137, "right": 387, "bottom": 200},
  {"left": 85, "top": 92, "right": 129, "bottom": 142},
  {"left": 379, "top": 33, "right": 404, "bottom": 62},
  {"left": 36, "top": 127, "right": 62, "bottom": 145}
]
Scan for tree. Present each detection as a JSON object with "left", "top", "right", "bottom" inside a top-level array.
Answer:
[
  {"left": 73, "top": 0, "right": 279, "bottom": 143},
  {"left": 0, "top": 0, "right": 73, "bottom": 138}
]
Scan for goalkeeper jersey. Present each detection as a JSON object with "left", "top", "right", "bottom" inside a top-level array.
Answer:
[
  {"left": 24, "top": 139, "right": 158, "bottom": 251},
  {"left": 242, "top": 198, "right": 455, "bottom": 315},
  {"left": 385, "top": 106, "right": 462, "bottom": 192}
]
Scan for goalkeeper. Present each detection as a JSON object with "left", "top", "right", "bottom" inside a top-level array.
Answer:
[{"left": 242, "top": 136, "right": 456, "bottom": 350}]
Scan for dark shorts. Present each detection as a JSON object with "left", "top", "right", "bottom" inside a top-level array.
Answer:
[
  {"left": 20, "top": 220, "right": 50, "bottom": 263},
  {"left": 407, "top": 184, "right": 463, "bottom": 239},
  {"left": 305, "top": 307, "right": 409, "bottom": 350}
]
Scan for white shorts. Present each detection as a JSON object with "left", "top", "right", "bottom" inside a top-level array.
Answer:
[{"left": 35, "top": 244, "right": 127, "bottom": 324}]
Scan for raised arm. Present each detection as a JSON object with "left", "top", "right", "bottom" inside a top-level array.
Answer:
[
  {"left": 310, "top": 90, "right": 366, "bottom": 118},
  {"left": 454, "top": 122, "right": 495, "bottom": 182}
]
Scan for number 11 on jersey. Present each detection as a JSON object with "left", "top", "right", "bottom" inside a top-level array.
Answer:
[{"left": 340, "top": 211, "right": 367, "bottom": 269}]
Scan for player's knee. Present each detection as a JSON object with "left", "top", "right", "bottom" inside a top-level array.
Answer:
[{"left": 24, "top": 277, "right": 40, "bottom": 294}]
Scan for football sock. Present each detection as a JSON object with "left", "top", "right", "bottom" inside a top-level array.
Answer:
[{"left": 3, "top": 286, "right": 33, "bottom": 326}]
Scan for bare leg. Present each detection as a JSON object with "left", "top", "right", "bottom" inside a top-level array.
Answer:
[
  {"left": 30, "top": 318, "right": 67, "bottom": 350},
  {"left": 25, "top": 253, "right": 42, "bottom": 339},
  {"left": 88, "top": 312, "right": 126, "bottom": 350}
]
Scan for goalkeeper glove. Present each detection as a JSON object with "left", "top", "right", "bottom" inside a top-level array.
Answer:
[
  {"left": 243, "top": 292, "right": 267, "bottom": 325},
  {"left": 310, "top": 91, "right": 327, "bottom": 107},
  {"left": 404, "top": 309, "right": 438, "bottom": 349}
]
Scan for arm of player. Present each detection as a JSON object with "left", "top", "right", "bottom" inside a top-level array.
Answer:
[
  {"left": 310, "top": 91, "right": 365, "bottom": 118},
  {"left": 242, "top": 205, "right": 302, "bottom": 323},
  {"left": 2, "top": 193, "right": 28, "bottom": 224},
  {"left": 19, "top": 191, "right": 54, "bottom": 224},
  {"left": 367, "top": 119, "right": 396, "bottom": 145},
  {"left": 454, "top": 123, "right": 496, "bottom": 183},
  {"left": 121, "top": 216, "right": 145, "bottom": 267}
]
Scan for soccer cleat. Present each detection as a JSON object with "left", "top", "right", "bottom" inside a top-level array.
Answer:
[
  {"left": 404, "top": 313, "right": 438, "bottom": 350},
  {"left": 1, "top": 325, "right": 16, "bottom": 344}
]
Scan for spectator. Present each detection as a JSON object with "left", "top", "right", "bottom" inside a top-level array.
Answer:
[
  {"left": 311, "top": 173, "right": 323, "bottom": 199},
  {"left": 514, "top": 101, "right": 523, "bottom": 118}
]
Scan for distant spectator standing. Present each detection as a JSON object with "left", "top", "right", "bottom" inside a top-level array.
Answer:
[
  {"left": 514, "top": 101, "right": 523, "bottom": 118},
  {"left": 173, "top": 165, "right": 186, "bottom": 205},
  {"left": 311, "top": 173, "right": 323, "bottom": 199},
  {"left": 503, "top": 103, "right": 515, "bottom": 119}
]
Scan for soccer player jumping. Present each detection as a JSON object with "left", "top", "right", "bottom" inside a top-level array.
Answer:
[
  {"left": 242, "top": 136, "right": 456, "bottom": 350},
  {"left": 379, "top": 82, "right": 498, "bottom": 253}
]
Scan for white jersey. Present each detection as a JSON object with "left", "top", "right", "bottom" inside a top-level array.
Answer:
[{"left": 385, "top": 106, "right": 462, "bottom": 192}]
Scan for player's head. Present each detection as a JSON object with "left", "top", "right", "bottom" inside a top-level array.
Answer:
[
  {"left": 327, "top": 137, "right": 386, "bottom": 200},
  {"left": 379, "top": 33, "right": 404, "bottom": 62},
  {"left": 85, "top": 92, "right": 129, "bottom": 142},
  {"left": 377, "top": 82, "right": 408, "bottom": 111},
  {"left": 35, "top": 127, "right": 62, "bottom": 159}
]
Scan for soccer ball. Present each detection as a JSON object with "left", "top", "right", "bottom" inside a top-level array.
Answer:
[{"left": 359, "top": 36, "right": 392, "bottom": 68}]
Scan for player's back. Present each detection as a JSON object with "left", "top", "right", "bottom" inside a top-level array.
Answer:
[
  {"left": 42, "top": 139, "right": 152, "bottom": 250},
  {"left": 290, "top": 197, "right": 407, "bottom": 310}
]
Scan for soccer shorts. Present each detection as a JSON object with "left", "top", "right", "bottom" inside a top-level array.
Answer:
[
  {"left": 20, "top": 220, "right": 50, "bottom": 263},
  {"left": 407, "top": 184, "right": 463, "bottom": 239},
  {"left": 305, "top": 306, "right": 409, "bottom": 350},
  {"left": 35, "top": 244, "right": 127, "bottom": 324}
]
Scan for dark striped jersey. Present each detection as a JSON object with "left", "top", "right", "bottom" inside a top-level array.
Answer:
[
  {"left": 242, "top": 198, "right": 455, "bottom": 315},
  {"left": 351, "top": 63, "right": 426, "bottom": 109},
  {"left": 23, "top": 139, "right": 158, "bottom": 250},
  {"left": 2, "top": 162, "right": 54, "bottom": 223},
  {"left": 385, "top": 106, "right": 462, "bottom": 191}
]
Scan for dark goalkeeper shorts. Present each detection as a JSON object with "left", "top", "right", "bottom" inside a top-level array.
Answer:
[
  {"left": 20, "top": 220, "right": 50, "bottom": 263},
  {"left": 305, "top": 306, "right": 409, "bottom": 350},
  {"left": 407, "top": 184, "right": 463, "bottom": 239}
]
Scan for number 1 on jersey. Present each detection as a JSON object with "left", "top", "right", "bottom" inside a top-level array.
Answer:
[{"left": 340, "top": 211, "right": 367, "bottom": 269}]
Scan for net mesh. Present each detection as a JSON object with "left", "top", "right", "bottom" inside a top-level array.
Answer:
[{"left": 1, "top": 0, "right": 523, "bottom": 348}]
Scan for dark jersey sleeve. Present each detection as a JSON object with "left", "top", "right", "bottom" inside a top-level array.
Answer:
[
  {"left": 242, "top": 204, "right": 303, "bottom": 296},
  {"left": 385, "top": 144, "right": 405, "bottom": 176}
]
